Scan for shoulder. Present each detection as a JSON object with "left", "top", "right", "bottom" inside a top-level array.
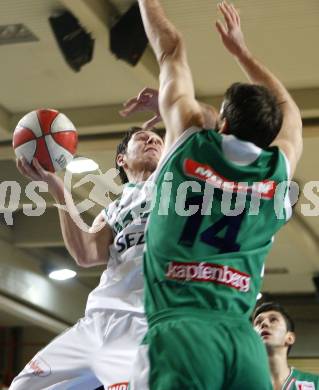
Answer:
[
  {"left": 91, "top": 197, "right": 122, "bottom": 231},
  {"left": 293, "top": 368, "right": 319, "bottom": 383},
  {"left": 264, "top": 145, "right": 291, "bottom": 180},
  {"left": 164, "top": 127, "right": 218, "bottom": 153},
  {"left": 104, "top": 197, "right": 122, "bottom": 220},
  {"left": 270, "top": 139, "right": 302, "bottom": 179}
]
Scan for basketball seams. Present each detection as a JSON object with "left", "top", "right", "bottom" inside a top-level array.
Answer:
[
  {"left": 12, "top": 127, "right": 37, "bottom": 148},
  {"left": 46, "top": 134, "right": 73, "bottom": 152},
  {"left": 50, "top": 129, "right": 77, "bottom": 134},
  {"left": 55, "top": 130, "right": 77, "bottom": 136},
  {"left": 14, "top": 140, "right": 37, "bottom": 163},
  {"left": 35, "top": 136, "right": 55, "bottom": 172},
  {"left": 35, "top": 110, "right": 43, "bottom": 134},
  {"left": 18, "top": 111, "right": 43, "bottom": 138},
  {"left": 36, "top": 109, "right": 59, "bottom": 136},
  {"left": 51, "top": 131, "right": 78, "bottom": 154},
  {"left": 21, "top": 126, "right": 36, "bottom": 134},
  {"left": 35, "top": 109, "right": 69, "bottom": 171},
  {"left": 51, "top": 113, "right": 76, "bottom": 134},
  {"left": 45, "top": 135, "right": 74, "bottom": 171}
]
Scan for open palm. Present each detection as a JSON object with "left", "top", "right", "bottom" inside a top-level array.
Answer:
[{"left": 216, "top": 2, "right": 247, "bottom": 57}]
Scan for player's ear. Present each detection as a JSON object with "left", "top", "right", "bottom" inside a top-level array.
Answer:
[
  {"left": 286, "top": 331, "right": 296, "bottom": 348},
  {"left": 116, "top": 153, "right": 126, "bottom": 168},
  {"left": 219, "top": 118, "right": 229, "bottom": 134}
]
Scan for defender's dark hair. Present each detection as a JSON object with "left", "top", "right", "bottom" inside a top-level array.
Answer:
[
  {"left": 253, "top": 302, "right": 295, "bottom": 354},
  {"left": 221, "top": 83, "right": 283, "bottom": 148},
  {"left": 115, "top": 126, "right": 142, "bottom": 184}
]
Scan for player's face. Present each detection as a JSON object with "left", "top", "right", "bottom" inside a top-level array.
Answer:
[
  {"left": 125, "top": 130, "right": 164, "bottom": 173},
  {"left": 253, "top": 310, "right": 294, "bottom": 351}
]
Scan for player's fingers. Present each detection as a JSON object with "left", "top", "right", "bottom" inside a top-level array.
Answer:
[
  {"left": 219, "top": 2, "right": 234, "bottom": 28},
  {"left": 223, "top": 1, "right": 236, "bottom": 20},
  {"left": 16, "top": 157, "right": 22, "bottom": 171},
  {"left": 142, "top": 115, "right": 161, "bottom": 130},
  {"left": 138, "top": 87, "right": 158, "bottom": 99},
  {"left": 138, "top": 92, "right": 154, "bottom": 104},
  {"left": 32, "top": 158, "right": 47, "bottom": 178},
  {"left": 225, "top": 2, "right": 237, "bottom": 25},
  {"left": 119, "top": 108, "right": 129, "bottom": 117},
  {"left": 119, "top": 101, "right": 140, "bottom": 117},
  {"left": 137, "top": 87, "right": 150, "bottom": 96},
  {"left": 16, "top": 158, "right": 30, "bottom": 178},
  {"left": 122, "top": 96, "right": 138, "bottom": 109},
  {"left": 20, "top": 157, "right": 40, "bottom": 180},
  {"left": 215, "top": 20, "right": 227, "bottom": 39},
  {"left": 230, "top": 3, "right": 240, "bottom": 25}
]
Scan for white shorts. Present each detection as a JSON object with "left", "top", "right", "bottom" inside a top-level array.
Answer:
[{"left": 10, "top": 310, "right": 147, "bottom": 390}]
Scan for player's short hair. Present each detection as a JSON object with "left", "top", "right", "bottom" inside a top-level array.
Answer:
[
  {"left": 115, "top": 126, "right": 142, "bottom": 184},
  {"left": 221, "top": 83, "right": 283, "bottom": 148},
  {"left": 253, "top": 302, "right": 295, "bottom": 332},
  {"left": 253, "top": 302, "right": 295, "bottom": 354}
]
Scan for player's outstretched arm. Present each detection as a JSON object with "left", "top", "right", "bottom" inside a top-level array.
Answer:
[
  {"left": 17, "top": 157, "right": 112, "bottom": 268},
  {"left": 137, "top": 0, "right": 218, "bottom": 149},
  {"left": 216, "top": 1, "right": 302, "bottom": 176}
]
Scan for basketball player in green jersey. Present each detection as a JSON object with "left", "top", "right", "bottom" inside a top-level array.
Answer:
[
  {"left": 254, "top": 302, "right": 319, "bottom": 390},
  {"left": 126, "top": 1, "right": 303, "bottom": 389}
]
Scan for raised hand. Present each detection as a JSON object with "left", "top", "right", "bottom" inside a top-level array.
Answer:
[
  {"left": 216, "top": 1, "right": 248, "bottom": 58},
  {"left": 17, "top": 157, "right": 64, "bottom": 200},
  {"left": 119, "top": 87, "right": 162, "bottom": 130}
]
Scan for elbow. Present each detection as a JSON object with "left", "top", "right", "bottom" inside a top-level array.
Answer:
[
  {"left": 169, "top": 30, "right": 183, "bottom": 51},
  {"left": 73, "top": 252, "right": 108, "bottom": 268},
  {"left": 296, "top": 136, "right": 303, "bottom": 162},
  {"left": 72, "top": 250, "right": 94, "bottom": 268},
  {"left": 296, "top": 116, "right": 303, "bottom": 158},
  {"left": 295, "top": 107, "right": 303, "bottom": 131},
  {"left": 158, "top": 31, "right": 184, "bottom": 65},
  {"left": 73, "top": 255, "right": 90, "bottom": 268}
]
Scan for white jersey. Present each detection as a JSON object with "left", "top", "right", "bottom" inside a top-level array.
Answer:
[
  {"left": 86, "top": 182, "right": 153, "bottom": 315},
  {"left": 11, "top": 181, "right": 152, "bottom": 390}
]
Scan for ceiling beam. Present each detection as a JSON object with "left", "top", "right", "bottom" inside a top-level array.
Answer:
[
  {"left": 8, "top": 113, "right": 318, "bottom": 153},
  {"left": 60, "top": 0, "right": 116, "bottom": 37},
  {"left": 1, "top": 86, "right": 319, "bottom": 156},
  {"left": 0, "top": 294, "right": 68, "bottom": 334},
  {"left": 0, "top": 105, "right": 12, "bottom": 139},
  {"left": 7, "top": 87, "right": 318, "bottom": 136},
  {"left": 13, "top": 208, "right": 62, "bottom": 248},
  {"left": 1, "top": 122, "right": 318, "bottom": 164},
  {"left": 0, "top": 232, "right": 89, "bottom": 323},
  {"left": 10, "top": 103, "right": 151, "bottom": 138},
  {"left": 199, "top": 87, "right": 319, "bottom": 119},
  {"left": 290, "top": 88, "right": 319, "bottom": 118},
  {"left": 13, "top": 204, "right": 103, "bottom": 249}
]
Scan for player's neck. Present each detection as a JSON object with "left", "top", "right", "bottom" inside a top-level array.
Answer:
[
  {"left": 126, "top": 169, "right": 153, "bottom": 183},
  {"left": 268, "top": 349, "right": 291, "bottom": 390}
]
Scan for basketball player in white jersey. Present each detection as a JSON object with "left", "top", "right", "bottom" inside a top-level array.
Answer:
[{"left": 10, "top": 126, "right": 164, "bottom": 390}]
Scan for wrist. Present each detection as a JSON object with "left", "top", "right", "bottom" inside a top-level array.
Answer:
[
  {"left": 235, "top": 45, "right": 252, "bottom": 62},
  {"left": 50, "top": 183, "right": 66, "bottom": 204}
]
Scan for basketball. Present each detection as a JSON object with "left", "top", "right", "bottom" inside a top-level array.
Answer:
[{"left": 12, "top": 108, "right": 78, "bottom": 172}]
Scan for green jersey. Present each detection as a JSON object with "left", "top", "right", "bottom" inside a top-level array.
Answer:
[
  {"left": 283, "top": 367, "right": 319, "bottom": 389},
  {"left": 144, "top": 128, "right": 291, "bottom": 319}
]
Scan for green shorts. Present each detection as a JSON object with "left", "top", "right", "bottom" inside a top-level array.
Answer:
[{"left": 130, "top": 308, "right": 272, "bottom": 390}]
